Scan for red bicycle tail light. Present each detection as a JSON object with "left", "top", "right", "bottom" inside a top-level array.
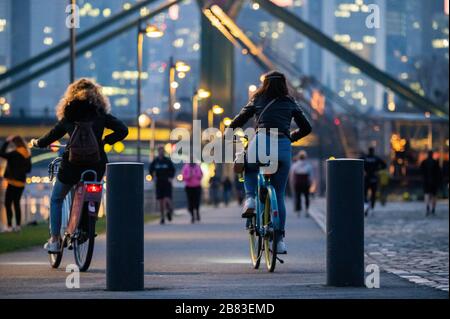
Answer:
[{"left": 86, "top": 184, "right": 102, "bottom": 193}]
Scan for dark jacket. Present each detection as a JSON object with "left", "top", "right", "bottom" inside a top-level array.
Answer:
[
  {"left": 149, "top": 156, "right": 175, "bottom": 184},
  {"left": 420, "top": 157, "right": 441, "bottom": 187},
  {"left": 229, "top": 95, "right": 312, "bottom": 142},
  {"left": 37, "top": 100, "right": 128, "bottom": 184},
  {"left": 0, "top": 141, "right": 32, "bottom": 185},
  {"left": 360, "top": 154, "right": 387, "bottom": 182}
]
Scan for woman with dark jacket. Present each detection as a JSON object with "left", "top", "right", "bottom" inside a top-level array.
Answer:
[
  {"left": 31, "top": 78, "right": 128, "bottom": 252},
  {"left": 228, "top": 71, "right": 312, "bottom": 254},
  {"left": 0, "top": 136, "right": 32, "bottom": 232}
]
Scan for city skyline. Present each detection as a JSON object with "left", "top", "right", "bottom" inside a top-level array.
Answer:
[{"left": 0, "top": 0, "right": 448, "bottom": 120}]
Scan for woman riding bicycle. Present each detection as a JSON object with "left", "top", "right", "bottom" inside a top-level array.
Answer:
[
  {"left": 228, "top": 71, "right": 312, "bottom": 254},
  {"left": 31, "top": 78, "right": 128, "bottom": 253}
]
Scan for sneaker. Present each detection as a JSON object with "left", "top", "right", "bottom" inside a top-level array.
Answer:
[
  {"left": 13, "top": 226, "right": 21, "bottom": 232},
  {"left": 364, "top": 203, "right": 370, "bottom": 217},
  {"left": 3, "top": 226, "right": 13, "bottom": 233},
  {"left": 276, "top": 239, "right": 287, "bottom": 254},
  {"left": 160, "top": 219, "right": 165, "bottom": 225},
  {"left": 167, "top": 208, "right": 173, "bottom": 222},
  {"left": 305, "top": 208, "right": 310, "bottom": 218},
  {"left": 44, "top": 239, "right": 61, "bottom": 253},
  {"left": 241, "top": 197, "right": 256, "bottom": 218}
]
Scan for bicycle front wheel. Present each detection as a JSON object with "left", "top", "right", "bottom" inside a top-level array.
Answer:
[
  {"left": 263, "top": 195, "right": 277, "bottom": 272},
  {"left": 73, "top": 211, "right": 96, "bottom": 272},
  {"left": 248, "top": 216, "right": 262, "bottom": 269}
]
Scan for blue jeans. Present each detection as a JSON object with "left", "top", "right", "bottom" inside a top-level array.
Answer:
[
  {"left": 244, "top": 133, "right": 292, "bottom": 231},
  {"left": 50, "top": 178, "right": 73, "bottom": 236}
]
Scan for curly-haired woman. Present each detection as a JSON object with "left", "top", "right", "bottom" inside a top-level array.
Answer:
[{"left": 31, "top": 78, "right": 128, "bottom": 252}]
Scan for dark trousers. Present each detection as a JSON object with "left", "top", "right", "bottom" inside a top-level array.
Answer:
[
  {"left": 185, "top": 186, "right": 201, "bottom": 219},
  {"left": 364, "top": 181, "right": 378, "bottom": 209},
  {"left": 294, "top": 185, "right": 310, "bottom": 211},
  {"left": 5, "top": 184, "right": 24, "bottom": 227}
]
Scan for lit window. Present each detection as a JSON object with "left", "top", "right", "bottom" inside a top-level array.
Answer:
[
  {"left": 103, "top": 8, "right": 111, "bottom": 17},
  {"left": 38, "top": 80, "right": 47, "bottom": 88},
  {"left": 43, "top": 37, "right": 53, "bottom": 46}
]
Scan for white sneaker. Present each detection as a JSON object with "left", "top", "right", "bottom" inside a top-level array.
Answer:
[
  {"left": 241, "top": 197, "right": 256, "bottom": 218},
  {"left": 277, "top": 239, "right": 287, "bottom": 254},
  {"left": 44, "top": 239, "right": 61, "bottom": 253},
  {"left": 13, "top": 226, "right": 21, "bottom": 232},
  {"left": 3, "top": 227, "right": 13, "bottom": 233}
]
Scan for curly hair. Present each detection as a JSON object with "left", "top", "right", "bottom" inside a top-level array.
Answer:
[{"left": 56, "top": 78, "right": 111, "bottom": 120}]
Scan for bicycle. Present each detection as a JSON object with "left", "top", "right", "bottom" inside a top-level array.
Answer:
[
  {"left": 44, "top": 144, "right": 103, "bottom": 272},
  {"left": 233, "top": 135, "right": 285, "bottom": 272}
]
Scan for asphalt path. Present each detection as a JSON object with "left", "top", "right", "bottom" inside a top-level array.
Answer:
[{"left": 0, "top": 200, "right": 447, "bottom": 299}]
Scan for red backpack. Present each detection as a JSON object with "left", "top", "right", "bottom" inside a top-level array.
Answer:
[{"left": 67, "top": 122, "right": 101, "bottom": 165}]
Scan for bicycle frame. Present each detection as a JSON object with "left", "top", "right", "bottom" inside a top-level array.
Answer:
[{"left": 249, "top": 172, "right": 281, "bottom": 238}]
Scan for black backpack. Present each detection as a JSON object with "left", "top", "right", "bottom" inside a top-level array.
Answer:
[{"left": 67, "top": 122, "right": 101, "bottom": 165}]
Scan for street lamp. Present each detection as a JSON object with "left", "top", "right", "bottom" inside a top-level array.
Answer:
[
  {"left": 169, "top": 59, "right": 191, "bottom": 131},
  {"left": 137, "top": 20, "right": 163, "bottom": 162},
  {"left": 139, "top": 107, "right": 160, "bottom": 162},
  {"left": 208, "top": 104, "right": 224, "bottom": 128},
  {"left": 192, "top": 88, "right": 211, "bottom": 123}
]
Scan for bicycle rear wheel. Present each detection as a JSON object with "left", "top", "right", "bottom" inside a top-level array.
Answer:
[
  {"left": 263, "top": 195, "right": 277, "bottom": 272},
  {"left": 73, "top": 208, "right": 96, "bottom": 272},
  {"left": 248, "top": 216, "right": 262, "bottom": 269}
]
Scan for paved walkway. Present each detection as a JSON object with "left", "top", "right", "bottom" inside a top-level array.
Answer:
[
  {"left": 0, "top": 200, "right": 447, "bottom": 298},
  {"left": 310, "top": 198, "right": 449, "bottom": 292}
]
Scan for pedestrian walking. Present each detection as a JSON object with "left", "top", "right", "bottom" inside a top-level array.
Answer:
[
  {"left": 361, "top": 147, "right": 387, "bottom": 216},
  {"left": 149, "top": 145, "right": 176, "bottom": 225},
  {"left": 420, "top": 150, "right": 442, "bottom": 216},
  {"left": 290, "top": 150, "right": 314, "bottom": 217},
  {"left": 182, "top": 163, "right": 203, "bottom": 223},
  {"left": 209, "top": 175, "right": 221, "bottom": 207},
  {"left": 222, "top": 177, "right": 233, "bottom": 207},
  {"left": 234, "top": 175, "right": 245, "bottom": 205},
  {"left": 0, "top": 136, "right": 32, "bottom": 232}
]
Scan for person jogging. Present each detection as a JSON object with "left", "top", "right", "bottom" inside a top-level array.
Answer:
[
  {"left": 149, "top": 145, "right": 175, "bottom": 224},
  {"left": 182, "top": 163, "right": 203, "bottom": 223},
  {"left": 361, "top": 147, "right": 387, "bottom": 216},
  {"left": 420, "top": 150, "right": 442, "bottom": 216}
]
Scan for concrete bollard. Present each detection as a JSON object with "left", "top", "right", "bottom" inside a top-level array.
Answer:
[
  {"left": 326, "top": 159, "right": 364, "bottom": 287},
  {"left": 106, "top": 162, "right": 144, "bottom": 291}
]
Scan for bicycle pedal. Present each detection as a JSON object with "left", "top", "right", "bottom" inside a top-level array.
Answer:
[{"left": 68, "top": 243, "right": 73, "bottom": 250}]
